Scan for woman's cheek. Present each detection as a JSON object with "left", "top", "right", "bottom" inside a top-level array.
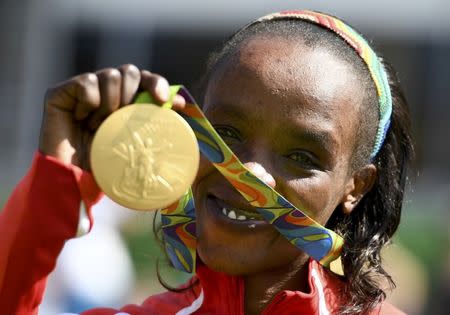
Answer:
[
  {"left": 193, "top": 155, "right": 213, "bottom": 186},
  {"left": 284, "top": 175, "right": 338, "bottom": 225}
]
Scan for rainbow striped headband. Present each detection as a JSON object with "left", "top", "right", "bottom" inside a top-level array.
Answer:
[{"left": 242, "top": 10, "right": 392, "bottom": 159}]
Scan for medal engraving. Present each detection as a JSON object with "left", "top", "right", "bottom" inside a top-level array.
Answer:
[{"left": 91, "top": 104, "right": 199, "bottom": 210}]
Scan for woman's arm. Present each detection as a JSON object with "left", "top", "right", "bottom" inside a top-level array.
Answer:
[
  {"left": 0, "top": 152, "right": 101, "bottom": 315},
  {"left": 0, "top": 64, "right": 179, "bottom": 314}
]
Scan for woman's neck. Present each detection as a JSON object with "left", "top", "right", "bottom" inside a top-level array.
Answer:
[{"left": 243, "top": 255, "right": 310, "bottom": 315}]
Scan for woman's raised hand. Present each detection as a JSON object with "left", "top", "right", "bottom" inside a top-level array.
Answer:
[{"left": 39, "top": 64, "right": 185, "bottom": 169}]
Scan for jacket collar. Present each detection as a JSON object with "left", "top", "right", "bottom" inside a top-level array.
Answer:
[{"left": 195, "top": 259, "right": 344, "bottom": 314}]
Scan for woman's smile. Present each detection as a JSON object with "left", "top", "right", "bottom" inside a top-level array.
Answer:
[
  {"left": 205, "top": 191, "right": 270, "bottom": 231},
  {"left": 210, "top": 195, "right": 266, "bottom": 223}
]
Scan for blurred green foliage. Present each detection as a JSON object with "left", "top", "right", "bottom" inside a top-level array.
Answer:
[
  {"left": 395, "top": 206, "right": 448, "bottom": 281},
  {"left": 121, "top": 216, "right": 191, "bottom": 292}
]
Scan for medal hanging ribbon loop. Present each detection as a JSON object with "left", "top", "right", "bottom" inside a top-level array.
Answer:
[{"left": 135, "top": 86, "right": 344, "bottom": 273}]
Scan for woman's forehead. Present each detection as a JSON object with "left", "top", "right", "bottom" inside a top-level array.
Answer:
[
  {"left": 203, "top": 35, "right": 364, "bottom": 159},
  {"left": 205, "top": 35, "right": 364, "bottom": 118}
]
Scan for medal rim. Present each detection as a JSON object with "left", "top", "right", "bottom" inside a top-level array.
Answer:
[{"left": 90, "top": 103, "right": 199, "bottom": 211}]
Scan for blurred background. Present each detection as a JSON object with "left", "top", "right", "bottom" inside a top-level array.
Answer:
[{"left": 0, "top": 0, "right": 449, "bottom": 314}]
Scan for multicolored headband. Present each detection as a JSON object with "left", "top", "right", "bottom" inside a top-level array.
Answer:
[{"left": 241, "top": 10, "right": 393, "bottom": 159}]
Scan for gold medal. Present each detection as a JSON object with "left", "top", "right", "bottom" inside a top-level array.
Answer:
[{"left": 90, "top": 104, "right": 199, "bottom": 211}]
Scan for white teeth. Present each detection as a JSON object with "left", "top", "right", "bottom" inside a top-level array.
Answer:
[
  {"left": 227, "top": 210, "right": 237, "bottom": 219},
  {"left": 221, "top": 207, "right": 254, "bottom": 221}
]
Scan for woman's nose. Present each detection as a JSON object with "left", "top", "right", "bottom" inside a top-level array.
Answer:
[{"left": 243, "top": 162, "right": 276, "bottom": 189}]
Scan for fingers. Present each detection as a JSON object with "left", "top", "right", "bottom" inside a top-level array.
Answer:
[
  {"left": 140, "top": 70, "right": 186, "bottom": 109},
  {"left": 140, "top": 70, "right": 170, "bottom": 103},
  {"left": 45, "top": 73, "right": 100, "bottom": 118},
  {"left": 119, "top": 64, "right": 141, "bottom": 106},
  {"left": 72, "top": 73, "right": 101, "bottom": 120},
  {"left": 87, "top": 68, "right": 122, "bottom": 130},
  {"left": 46, "top": 65, "right": 186, "bottom": 132},
  {"left": 172, "top": 94, "right": 186, "bottom": 110}
]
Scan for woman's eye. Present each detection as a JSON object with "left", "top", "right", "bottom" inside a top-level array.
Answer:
[
  {"left": 214, "top": 125, "right": 241, "bottom": 143},
  {"left": 286, "top": 151, "right": 318, "bottom": 169}
]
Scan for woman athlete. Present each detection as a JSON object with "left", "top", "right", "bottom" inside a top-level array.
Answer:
[{"left": 0, "top": 10, "right": 413, "bottom": 315}]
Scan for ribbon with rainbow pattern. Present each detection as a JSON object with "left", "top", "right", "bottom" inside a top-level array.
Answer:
[{"left": 136, "top": 86, "right": 344, "bottom": 274}]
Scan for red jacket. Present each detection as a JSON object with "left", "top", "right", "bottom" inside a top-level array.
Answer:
[{"left": 0, "top": 153, "right": 405, "bottom": 315}]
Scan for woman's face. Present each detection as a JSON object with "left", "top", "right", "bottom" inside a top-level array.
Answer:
[{"left": 192, "top": 35, "right": 367, "bottom": 275}]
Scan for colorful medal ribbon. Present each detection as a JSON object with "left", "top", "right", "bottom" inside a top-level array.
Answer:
[{"left": 135, "top": 86, "right": 344, "bottom": 273}]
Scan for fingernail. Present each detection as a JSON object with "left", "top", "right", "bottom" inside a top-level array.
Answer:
[
  {"left": 264, "top": 173, "right": 276, "bottom": 189},
  {"left": 245, "top": 162, "right": 265, "bottom": 176},
  {"left": 173, "top": 94, "right": 186, "bottom": 108},
  {"left": 155, "top": 80, "right": 169, "bottom": 102}
]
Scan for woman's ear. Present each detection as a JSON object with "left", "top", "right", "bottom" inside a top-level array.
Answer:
[{"left": 341, "top": 164, "right": 377, "bottom": 215}]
